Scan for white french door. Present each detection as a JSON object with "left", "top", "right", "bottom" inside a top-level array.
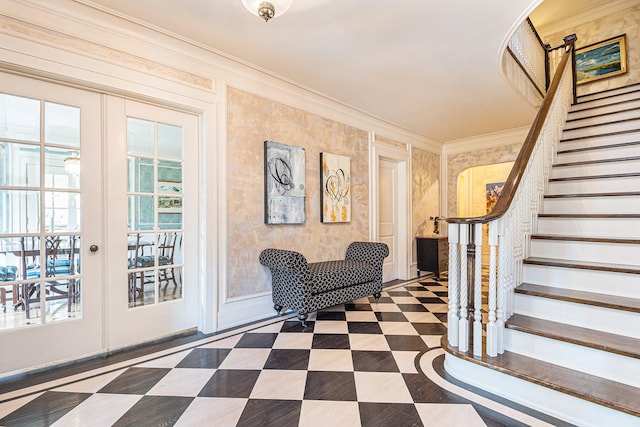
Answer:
[
  {"left": 0, "top": 73, "right": 103, "bottom": 375},
  {"left": 105, "top": 98, "right": 198, "bottom": 349}
]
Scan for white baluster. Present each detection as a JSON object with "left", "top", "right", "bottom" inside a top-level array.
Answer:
[
  {"left": 473, "top": 222, "right": 483, "bottom": 356},
  {"left": 458, "top": 224, "right": 469, "bottom": 352},
  {"left": 486, "top": 221, "right": 499, "bottom": 357},
  {"left": 447, "top": 223, "right": 460, "bottom": 347},
  {"left": 497, "top": 216, "right": 507, "bottom": 354}
]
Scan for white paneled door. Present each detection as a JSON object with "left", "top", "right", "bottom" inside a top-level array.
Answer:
[
  {"left": 105, "top": 98, "right": 199, "bottom": 349},
  {"left": 0, "top": 73, "right": 103, "bottom": 375},
  {"left": 378, "top": 158, "right": 398, "bottom": 282}
]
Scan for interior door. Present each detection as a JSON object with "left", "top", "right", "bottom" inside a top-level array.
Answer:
[
  {"left": 0, "top": 73, "right": 103, "bottom": 375},
  {"left": 378, "top": 158, "right": 398, "bottom": 282},
  {"left": 105, "top": 98, "right": 199, "bottom": 349}
]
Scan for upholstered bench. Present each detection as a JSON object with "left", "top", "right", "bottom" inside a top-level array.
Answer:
[{"left": 259, "top": 241, "right": 389, "bottom": 324}]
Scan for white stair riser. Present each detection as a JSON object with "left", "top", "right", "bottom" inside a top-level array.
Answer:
[
  {"left": 443, "top": 355, "right": 640, "bottom": 427},
  {"left": 576, "top": 88, "right": 640, "bottom": 105},
  {"left": 556, "top": 144, "right": 640, "bottom": 164},
  {"left": 551, "top": 160, "right": 640, "bottom": 178},
  {"left": 567, "top": 102, "right": 640, "bottom": 123},
  {"left": 530, "top": 239, "right": 640, "bottom": 266},
  {"left": 513, "top": 293, "right": 640, "bottom": 339},
  {"left": 546, "top": 176, "right": 640, "bottom": 194},
  {"left": 559, "top": 129, "right": 640, "bottom": 150},
  {"left": 505, "top": 329, "right": 640, "bottom": 388},
  {"left": 522, "top": 264, "right": 640, "bottom": 299},
  {"left": 562, "top": 119, "right": 640, "bottom": 139},
  {"left": 542, "top": 196, "right": 640, "bottom": 214},
  {"left": 537, "top": 217, "right": 640, "bottom": 238}
]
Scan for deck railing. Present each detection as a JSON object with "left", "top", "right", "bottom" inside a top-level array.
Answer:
[{"left": 446, "top": 34, "right": 576, "bottom": 357}]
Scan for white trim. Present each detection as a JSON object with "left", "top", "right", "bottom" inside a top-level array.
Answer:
[
  {"left": 217, "top": 293, "right": 276, "bottom": 331},
  {"left": 370, "top": 137, "right": 412, "bottom": 281}
]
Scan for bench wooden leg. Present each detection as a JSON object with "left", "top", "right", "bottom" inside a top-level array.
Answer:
[
  {"left": 298, "top": 312, "right": 308, "bottom": 326},
  {"left": 374, "top": 292, "right": 381, "bottom": 303}
]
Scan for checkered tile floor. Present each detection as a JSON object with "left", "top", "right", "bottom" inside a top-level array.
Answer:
[{"left": 0, "top": 278, "right": 563, "bottom": 426}]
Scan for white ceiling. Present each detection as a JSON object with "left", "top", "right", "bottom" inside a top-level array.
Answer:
[{"left": 79, "top": 0, "right": 614, "bottom": 143}]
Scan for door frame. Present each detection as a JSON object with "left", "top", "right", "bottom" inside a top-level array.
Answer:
[{"left": 369, "top": 131, "right": 411, "bottom": 281}]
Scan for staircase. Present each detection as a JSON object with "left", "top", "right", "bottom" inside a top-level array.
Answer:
[{"left": 445, "top": 83, "right": 640, "bottom": 426}]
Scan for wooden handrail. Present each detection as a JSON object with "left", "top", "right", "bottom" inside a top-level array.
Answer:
[{"left": 447, "top": 35, "right": 576, "bottom": 225}]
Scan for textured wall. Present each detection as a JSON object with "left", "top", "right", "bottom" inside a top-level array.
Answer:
[
  {"left": 446, "top": 143, "right": 522, "bottom": 218},
  {"left": 411, "top": 148, "right": 440, "bottom": 262},
  {"left": 542, "top": 4, "right": 640, "bottom": 96},
  {"left": 227, "top": 87, "right": 370, "bottom": 298}
]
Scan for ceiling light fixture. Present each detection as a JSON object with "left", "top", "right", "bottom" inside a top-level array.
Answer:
[
  {"left": 64, "top": 152, "right": 81, "bottom": 175},
  {"left": 241, "top": 0, "right": 293, "bottom": 22}
]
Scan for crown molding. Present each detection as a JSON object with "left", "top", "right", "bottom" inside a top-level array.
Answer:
[{"left": 442, "top": 126, "right": 529, "bottom": 155}]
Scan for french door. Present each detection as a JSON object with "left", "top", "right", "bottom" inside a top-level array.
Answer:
[
  {"left": 0, "top": 73, "right": 103, "bottom": 374},
  {"left": 105, "top": 98, "right": 198, "bottom": 349}
]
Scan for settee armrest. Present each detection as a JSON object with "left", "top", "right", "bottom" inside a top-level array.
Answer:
[
  {"left": 259, "top": 249, "right": 311, "bottom": 307},
  {"left": 345, "top": 242, "right": 389, "bottom": 269}
]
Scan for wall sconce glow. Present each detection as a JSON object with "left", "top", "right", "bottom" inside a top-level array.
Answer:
[
  {"left": 64, "top": 152, "right": 81, "bottom": 175},
  {"left": 241, "top": 0, "right": 293, "bottom": 22}
]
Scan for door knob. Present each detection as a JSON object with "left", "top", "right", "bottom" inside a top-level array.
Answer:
[{"left": 89, "top": 245, "right": 99, "bottom": 252}]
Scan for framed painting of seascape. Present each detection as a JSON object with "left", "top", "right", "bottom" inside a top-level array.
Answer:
[{"left": 575, "top": 35, "right": 627, "bottom": 85}]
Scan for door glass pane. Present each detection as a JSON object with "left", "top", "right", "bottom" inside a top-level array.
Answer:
[
  {"left": 44, "top": 234, "right": 80, "bottom": 322},
  {"left": 128, "top": 195, "right": 155, "bottom": 231},
  {"left": 0, "top": 94, "right": 40, "bottom": 142},
  {"left": 45, "top": 191, "right": 80, "bottom": 232},
  {"left": 0, "top": 142, "right": 40, "bottom": 187},
  {"left": 45, "top": 147, "right": 80, "bottom": 190},
  {"left": 44, "top": 102, "right": 80, "bottom": 147},
  {"left": 128, "top": 232, "right": 156, "bottom": 308},
  {"left": 127, "top": 118, "right": 154, "bottom": 156},
  {"left": 127, "top": 157, "right": 154, "bottom": 193},
  {"left": 158, "top": 123, "right": 182, "bottom": 160},
  {"left": 0, "top": 190, "right": 40, "bottom": 234},
  {"left": 126, "top": 117, "right": 184, "bottom": 308}
]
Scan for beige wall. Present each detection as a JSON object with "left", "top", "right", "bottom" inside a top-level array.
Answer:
[
  {"left": 542, "top": 4, "right": 640, "bottom": 96},
  {"left": 457, "top": 162, "right": 514, "bottom": 217},
  {"left": 227, "top": 87, "right": 371, "bottom": 298},
  {"left": 446, "top": 143, "right": 522, "bottom": 218},
  {"left": 411, "top": 148, "right": 441, "bottom": 262}
]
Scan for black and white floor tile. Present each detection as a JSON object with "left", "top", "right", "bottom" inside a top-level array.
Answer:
[{"left": 0, "top": 278, "right": 570, "bottom": 426}]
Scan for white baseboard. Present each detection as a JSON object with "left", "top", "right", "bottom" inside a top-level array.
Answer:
[{"left": 217, "top": 292, "right": 277, "bottom": 331}]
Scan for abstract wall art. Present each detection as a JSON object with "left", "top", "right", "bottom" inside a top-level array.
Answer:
[
  {"left": 264, "top": 141, "right": 306, "bottom": 224},
  {"left": 320, "top": 152, "right": 351, "bottom": 223}
]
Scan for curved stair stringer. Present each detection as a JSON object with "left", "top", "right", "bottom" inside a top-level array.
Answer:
[{"left": 442, "top": 339, "right": 640, "bottom": 427}]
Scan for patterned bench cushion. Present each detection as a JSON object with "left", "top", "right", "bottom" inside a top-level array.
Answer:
[{"left": 309, "top": 260, "right": 377, "bottom": 295}]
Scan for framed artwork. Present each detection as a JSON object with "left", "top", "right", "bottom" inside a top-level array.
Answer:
[
  {"left": 264, "top": 141, "right": 306, "bottom": 224},
  {"left": 320, "top": 152, "right": 351, "bottom": 223},
  {"left": 158, "top": 196, "right": 182, "bottom": 213},
  {"left": 575, "top": 34, "right": 627, "bottom": 85},
  {"left": 486, "top": 182, "right": 504, "bottom": 214}
]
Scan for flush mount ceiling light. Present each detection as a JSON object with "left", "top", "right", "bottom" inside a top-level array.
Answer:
[{"left": 241, "top": 0, "right": 293, "bottom": 22}]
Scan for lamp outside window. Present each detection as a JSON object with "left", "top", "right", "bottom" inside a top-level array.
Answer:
[
  {"left": 64, "top": 152, "right": 80, "bottom": 175},
  {"left": 241, "top": 0, "right": 293, "bottom": 22}
]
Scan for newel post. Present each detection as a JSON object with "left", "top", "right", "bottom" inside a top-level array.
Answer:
[{"left": 563, "top": 34, "right": 577, "bottom": 105}]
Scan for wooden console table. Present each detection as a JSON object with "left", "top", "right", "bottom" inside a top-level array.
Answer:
[{"left": 416, "top": 236, "right": 448, "bottom": 280}]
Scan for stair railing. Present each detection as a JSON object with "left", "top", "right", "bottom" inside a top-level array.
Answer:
[{"left": 446, "top": 34, "right": 576, "bottom": 358}]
